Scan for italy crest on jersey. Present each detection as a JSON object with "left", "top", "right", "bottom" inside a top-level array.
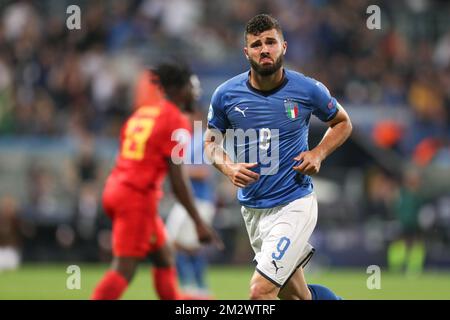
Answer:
[{"left": 284, "top": 99, "right": 299, "bottom": 120}]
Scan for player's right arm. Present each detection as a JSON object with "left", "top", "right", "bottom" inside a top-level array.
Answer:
[
  {"left": 204, "top": 128, "right": 259, "bottom": 188},
  {"left": 205, "top": 85, "right": 259, "bottom": 188}
]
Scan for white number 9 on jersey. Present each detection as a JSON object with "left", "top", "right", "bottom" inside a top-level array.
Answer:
[{"left": 259, "top": 128, "right": 271, "bottom": 150}]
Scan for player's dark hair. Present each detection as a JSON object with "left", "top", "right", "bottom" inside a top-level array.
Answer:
[
  {"left": 245, "top": 14, "right": 283, "bottom": 41},
  {"left": 151, "top": 62, "right": 192, "bottom": 92}
]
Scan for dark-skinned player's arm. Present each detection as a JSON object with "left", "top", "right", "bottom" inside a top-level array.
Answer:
[
  {"left": 293, "top": 104, "right": 352, "bottom": 175},
  {"left": 204, "top": 128, "right": 260, "bottom": 188},
  {"left": 167, "top": 160, "right": 224, "bottom": 249}
]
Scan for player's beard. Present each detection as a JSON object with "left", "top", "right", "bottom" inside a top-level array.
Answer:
[{"left": 249, "top": 53, "right": 284, "bottom": 77}]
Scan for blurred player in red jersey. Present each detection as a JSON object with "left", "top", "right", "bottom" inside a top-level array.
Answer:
[{"left": 91, "top": 62, "right": 220, "bottom": 300}]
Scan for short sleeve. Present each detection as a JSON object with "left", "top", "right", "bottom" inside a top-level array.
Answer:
[
  {"left": 161, "top": 111, "right": 192, "bottom": 159},
  {"left": 311, "top": 80, "right": 339, "bottom": 122},
  {"left": 207, "top": 87, "right": 230, "bottom": 132}
]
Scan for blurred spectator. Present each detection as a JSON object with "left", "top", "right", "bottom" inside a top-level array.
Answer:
[
  {"left": 372, "top": 120, "right": 404, "bottom": 151},
  {"left": 387, "top": 166, "right": 426, "bottom": 276},
  {"left": 0, "top": 0, "right": 447, "bottom": 139},
  {"left": 433, "top": 31, "right": 450, "bottom": 69},
  {"left": 365, "top": 167, "right": 398, "bottom": 221},
  {"left": 25, "top": 163, "right": 60, "bottom": 222},
  {"left": 74, "top": 134, "right": 100, "bottom": 242},
  {"left": 0, "top": 195, "right": 21, "bottom": 271}
]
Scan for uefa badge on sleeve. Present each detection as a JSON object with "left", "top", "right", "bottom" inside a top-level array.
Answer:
[{"left": 284, "top": 99, "right": 299, "bottom": 120}]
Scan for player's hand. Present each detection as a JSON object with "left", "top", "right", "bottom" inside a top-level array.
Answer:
[
  {"left": 226, "top": 163, "right": 260, "bottom": 188},
  {"left": 195, "top": 221, "right": 225, "bottom": 250},
  {"left": 292, "top": 150, "right": 323, "bottom": 175}
]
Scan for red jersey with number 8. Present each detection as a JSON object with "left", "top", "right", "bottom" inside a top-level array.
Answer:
[
  {"left": 110, "top": 101, "right": 191, "bottom": 193},
  {"left": 101, "top": 71, "right": 192, "bottom": 257}
]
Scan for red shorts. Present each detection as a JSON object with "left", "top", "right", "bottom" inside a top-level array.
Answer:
[{"left": 102, "top": 177, "right": 167, "bottom": 258}]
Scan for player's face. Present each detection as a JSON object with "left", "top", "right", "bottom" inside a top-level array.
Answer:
[{"left": 244, "top": 29, "right": 287, "bottom": 76}]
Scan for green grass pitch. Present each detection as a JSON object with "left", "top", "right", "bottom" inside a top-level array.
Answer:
[{"left": 0, "top": 264, "right": 449, "bottom": 300}]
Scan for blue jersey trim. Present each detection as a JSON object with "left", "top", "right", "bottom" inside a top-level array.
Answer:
[{"left": 327, "top": 108, "right": 339, "bottom": 122}]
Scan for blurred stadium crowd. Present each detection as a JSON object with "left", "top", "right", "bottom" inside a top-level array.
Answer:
[{"left": 0, "top": 0, "right": 449, "bottom": 270}]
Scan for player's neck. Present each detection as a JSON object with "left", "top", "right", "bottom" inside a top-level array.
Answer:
[
  {"left": 249, "top": 68, "right": 284, "bottom": 92},
  {"left": 164, "top": 91, "right": 183, "bottom": 110}
]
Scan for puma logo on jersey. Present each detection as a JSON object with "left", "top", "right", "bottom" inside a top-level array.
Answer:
[
  {"left": 271, "top": 260, "right": 283, "bottom": 274},
  {"left": 234, "top": 106, "right": 248, "bottom": 117}
]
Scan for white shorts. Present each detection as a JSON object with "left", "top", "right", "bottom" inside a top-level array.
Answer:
[
  {"left": 166, "top": 199, "right": 215, "bottom": 250},
  {"left": 241, "top": 193, "right": 317, "bottom": 287}
]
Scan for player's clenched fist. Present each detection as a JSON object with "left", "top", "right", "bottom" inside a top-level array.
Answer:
[
  {"left": 226, "top": 163, "right": 260, "bottom": 188},
  {"left": 292, "top": 150, "right": 324, "bottom": 175}
]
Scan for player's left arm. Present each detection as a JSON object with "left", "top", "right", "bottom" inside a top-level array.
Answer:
[
  {"left": 293, "top": 103, "right": 352, "bottom": 175},
  {"left": 167, "top": 160, "right": 224, "bottom": 249}
]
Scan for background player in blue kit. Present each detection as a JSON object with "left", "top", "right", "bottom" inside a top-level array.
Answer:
[
  {"left": 204, "top": 14, "right": 353, "bottom": 300},
  {"left": 166, "top": 109, "right": 217, "bottom": 298}
]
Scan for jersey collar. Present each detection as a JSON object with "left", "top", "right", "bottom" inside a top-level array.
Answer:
[{"left": 246, "top": 69, "right": 289, "bottom": 97}]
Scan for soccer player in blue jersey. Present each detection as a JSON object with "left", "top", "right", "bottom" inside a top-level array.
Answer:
[{"left": 204, "top": 14, "right": 353, "bottom": 300}]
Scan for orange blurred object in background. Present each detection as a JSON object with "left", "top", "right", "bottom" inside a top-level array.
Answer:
[{"left": 372, "top": 120, "right": 403, "bottom": 149}]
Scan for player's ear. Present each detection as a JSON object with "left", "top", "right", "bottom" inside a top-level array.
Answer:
[
  {"left": 282, "top": 41, "right": 287, "bottom": 55},
  {"left": 243, "top": 46, "right": 249, "bottom": 60}
]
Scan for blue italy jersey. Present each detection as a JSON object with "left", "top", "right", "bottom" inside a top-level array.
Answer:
[{"left": 207, "top": 69, "right": 339, "bottom": 208}]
